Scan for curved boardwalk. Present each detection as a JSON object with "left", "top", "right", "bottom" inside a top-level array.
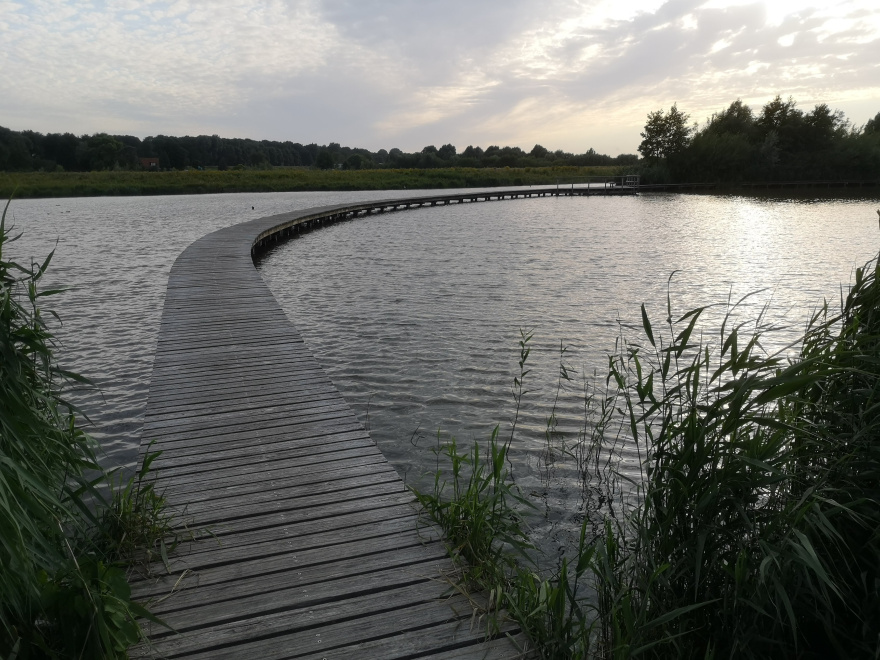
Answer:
[{"left": 131, "top": 187, "right": 634, "bottom": 659}]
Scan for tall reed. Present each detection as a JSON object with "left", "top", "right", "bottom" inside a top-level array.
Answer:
[
  {"left": 0, "top": 199, "right": 170, "bottom": 658},
  {"left": 414, "top": 254, "right": 880, "bottom": 658}
]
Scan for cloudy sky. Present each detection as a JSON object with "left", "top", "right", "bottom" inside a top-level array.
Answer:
[{"left": 1, "top": 0, "right": 878, "bottom": 154}]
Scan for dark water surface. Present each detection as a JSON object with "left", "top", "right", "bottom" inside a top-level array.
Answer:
[
  {"left": 8, "top": 189, "right": 880, "bottom": 549},
  {"left": 8, "top": 190, "right": 423, "bottom": 468},
  {"left": 257, "top": 191, "right": 880, "bottom": 549}
]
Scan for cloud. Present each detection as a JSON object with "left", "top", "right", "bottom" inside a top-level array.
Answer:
[{"left": 0, "top": 0, "right": 877, "bottom": 153}]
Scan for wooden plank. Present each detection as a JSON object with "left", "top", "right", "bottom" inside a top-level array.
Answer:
[
  {"left": 134, "top": 194, "right": 569, "bottom": 658},
  {"left": 136, "top": 583, "right": 480, "bottom": 659},
  {"left": 131, "top": 529, "right": 446, "bottom": 601},
  {"left": 143, "top": 540, "right": 447, "bottom": 619},
  {"left": 176, "top": 502, "right": 418, "bottom": 556}
]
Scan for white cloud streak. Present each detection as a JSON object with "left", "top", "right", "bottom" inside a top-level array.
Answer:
[{"left": 0, "top": 0, "right": 877, "bottom": 153}]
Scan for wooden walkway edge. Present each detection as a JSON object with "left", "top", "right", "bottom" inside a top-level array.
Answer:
[{"left": 130, "top": 189, "right": 610, "bottom": 658}]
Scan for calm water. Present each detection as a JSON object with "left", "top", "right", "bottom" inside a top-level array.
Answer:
[
  {"left": 8, "top": 189, "right": 880, "bottom": 549},
  {"left": 7, "top": 190, "right": 437, "bottom": 469},
  {"left": 257, "top": 191, "right": 880, "bottom": 549}
]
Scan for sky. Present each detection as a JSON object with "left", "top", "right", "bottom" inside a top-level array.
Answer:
[{"left": 1, "top": 0, "right": 878, "bottom": 155}]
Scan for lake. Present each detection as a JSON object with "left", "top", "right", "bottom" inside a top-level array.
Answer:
[{"left": 8, "top": 188, "right": 880, "bottom": 549}]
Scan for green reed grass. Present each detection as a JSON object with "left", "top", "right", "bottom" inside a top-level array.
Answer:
[
  {"left": 413, "top": 255, "right": 880, "bottom": 658},
  {"left": 92, "top": 443, "right": 179, "bottom": 576},
  {"left": 0, "top": 166, "right": 622, "bottom": 199},
  {"left": 0, "top": 199, "right": 172, "bottom": 658}
]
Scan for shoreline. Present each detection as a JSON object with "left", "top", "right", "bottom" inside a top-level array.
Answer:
[
  {"left": 4, "top": 167, "right": 879, "bottom": 199},
  {"left": 0, "top": 166, "right": 618, "bottom": 199}
]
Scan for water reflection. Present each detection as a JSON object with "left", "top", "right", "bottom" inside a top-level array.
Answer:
[
  {"left": 8, "top": 190, "right": 438, "bottom": 470},
  {"left": 258, "top": 191, "right": 880, "bottom": 551},
  {"left": 7, "top": 188, "right": 880, "bottom": 550}
]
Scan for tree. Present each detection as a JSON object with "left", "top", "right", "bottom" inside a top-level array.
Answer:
[
  {"left": 84, "top": 133, "right": 124, "bottom": 170},
  {"left": 703, "top": 99, "right": 755, "bottom": 138},
  {"left": 437, "top": 143, "right": 456, "bottom": 160},
  {"left": 863, "top": 112, "right": 880, "bottom": 135},
  {"left": 529, "top": 144, "right": 548, "bottom": 159},
  {"left": 638, "top": 104, "right": 692, "bottom": 161},
  {"left": 755, "top": 95, "right": 805, "bottom": 154},
  {"left": 315, "top": 150, "right": 334, "bottom": 170},
  {"left": 342, "top": 154, "right": 364, "bottom": 170},
  {"left": 462, "top": 145, "right": 483, "bottom": 159},
  {"left": 803, "top": 103, "right": 847, "bottom": 150}
]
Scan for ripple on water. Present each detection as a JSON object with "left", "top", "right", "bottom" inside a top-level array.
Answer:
[
  {"left": 8, "top": 190, "right": 880, "bottom": 552},
  {"left": 257, "top": 192, "right": 880, "bottom": 549}
]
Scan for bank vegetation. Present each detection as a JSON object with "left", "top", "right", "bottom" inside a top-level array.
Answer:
[
  {"left": 416, "top": 256, "right": 880, "bottom": 658},
  {"left": 0, "top": 200, "right": 176, "bottom": 658}
]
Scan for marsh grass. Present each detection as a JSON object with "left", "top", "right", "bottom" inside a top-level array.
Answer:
[
  {"left": 0, "top": 199, "right": 172, "bottom": 658},
  {"left": 0, "top": 166, "right": 622, "bottom": 198},
  {"left": 92, "top": 443, "right": 180, "bottom": 576},
  {"left": 413, "top": 256, "right": 880, "bottom": 658}
]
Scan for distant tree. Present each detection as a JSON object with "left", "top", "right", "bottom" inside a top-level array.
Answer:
[
  {"left": 638, "top": 104, "right": 693, "bottom": 161},
  {"left": 756, "top": 96, "right": 800, "bottom": 132},
  {"left": 462, "top": 145, "right": 483, "bottom": 159},
  {"left": 118, "top": 145, "right": 139, "bottom": 169},
  {"left": 0, "top": 126, "right": 33, "bottom": 170},
  {"left": 421, "top": 145, "right": 438, "bottom": 155},
  {"left": 387, "top": 148, "right": 405, "bottom": 166},
  {"left": 418, "top": 151, "right": 442, "bottom": 168},
  {"left": 315, "top": 150, "right": 334, "bottom": 170},
  {"left": 437, "top": 143, "right": 456, "bottom": 160},
  {"left": 150, "top": 135, "right": 188, "bottom": 169},
  {"left": 84, "top": 134, "right": 124, "bottom": 170},
  {"left": 803, "top": 103, "right": 847, "bottom": 150},
  {"left": 529, "top": 144, "right": 549, "bottom": 159},
  {"left": 41, "top": 132, "right": 80, "bottom": 171},
  {"left": 342, "top": 154, "right": 364, "bottom": 170},
  {"left": 248, "top": 149, "right": 268, "bottom": 167},
  {"left": 703, "top": 99, "right": 755, "bottom": 138},
  {"left": 865, "top": 112, "right": 880, "bottom": 135},
  {"left": 301, "top": 143, "right": 319, "bottom": 166},
  {"left": 682, "top": 100, "right": 759, "bottom": 181},
  {"left": 755, "top": 95, "right": 806, "bottom": 154}
]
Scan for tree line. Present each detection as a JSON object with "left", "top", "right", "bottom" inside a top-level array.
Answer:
[
  {"left": 0, "top": 126, "right": 637, "bottom": 173},
  {"left": 3, "top": 96, "right": 878, "bottom": 182},
  {"left": 638, "top": 96, "right": 880, "bottom": 183}
]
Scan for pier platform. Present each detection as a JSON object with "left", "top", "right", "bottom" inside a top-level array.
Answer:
[{"left": 132, "top": 189, "right": 622, "bottom": 658}]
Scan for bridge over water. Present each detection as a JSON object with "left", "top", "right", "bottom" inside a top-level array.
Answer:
[{"left": 131, "top": 185, "right": 637, "bottom": 659}]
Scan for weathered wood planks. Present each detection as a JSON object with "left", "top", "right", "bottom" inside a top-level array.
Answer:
[{"left": 132, "top": 193, "right": 553, "bottom": 658}]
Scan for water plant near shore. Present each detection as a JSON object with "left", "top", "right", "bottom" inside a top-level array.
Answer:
[
  {"left": 414, "top": 256, "right": 880, "bottom": 658},
  {"left": 0, "top": 199, "right": 173, "bottom": 658}
]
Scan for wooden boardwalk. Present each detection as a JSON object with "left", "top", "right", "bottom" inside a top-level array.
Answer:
[{"left": 131, "top": 189, "right": 622, "bottom": 658}]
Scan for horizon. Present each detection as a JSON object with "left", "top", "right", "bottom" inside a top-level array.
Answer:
[
  {"left": 2, "top": 1, "right": 879, "bottom": 155},
  {"left": 1, "top": 88, "right": 875, "bottom": 159}
]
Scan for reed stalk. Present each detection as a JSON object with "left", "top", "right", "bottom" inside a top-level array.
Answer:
[
  {"left": 0, "top": 199, "right": 172, "bottom": 658},
  {"left": 414, "top": 253, "right": 880, "bottom": 658}
]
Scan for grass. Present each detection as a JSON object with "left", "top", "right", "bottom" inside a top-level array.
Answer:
[
  {"left": 0, "top": 166, "right": 623, "bottom": 199},
  {"left": 0, "top": 198, "right": 175, "bottom": 658},
  {"left": 413, "top": 256, "right": 880, "bottom": 658},
  {"left": 92, "top": 443, "right": 179, "bottom": 575}
]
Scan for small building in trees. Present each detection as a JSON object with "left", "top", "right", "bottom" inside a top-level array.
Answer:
[{"left": 139, "top": 157, "right": 159, "bottom": 170}]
